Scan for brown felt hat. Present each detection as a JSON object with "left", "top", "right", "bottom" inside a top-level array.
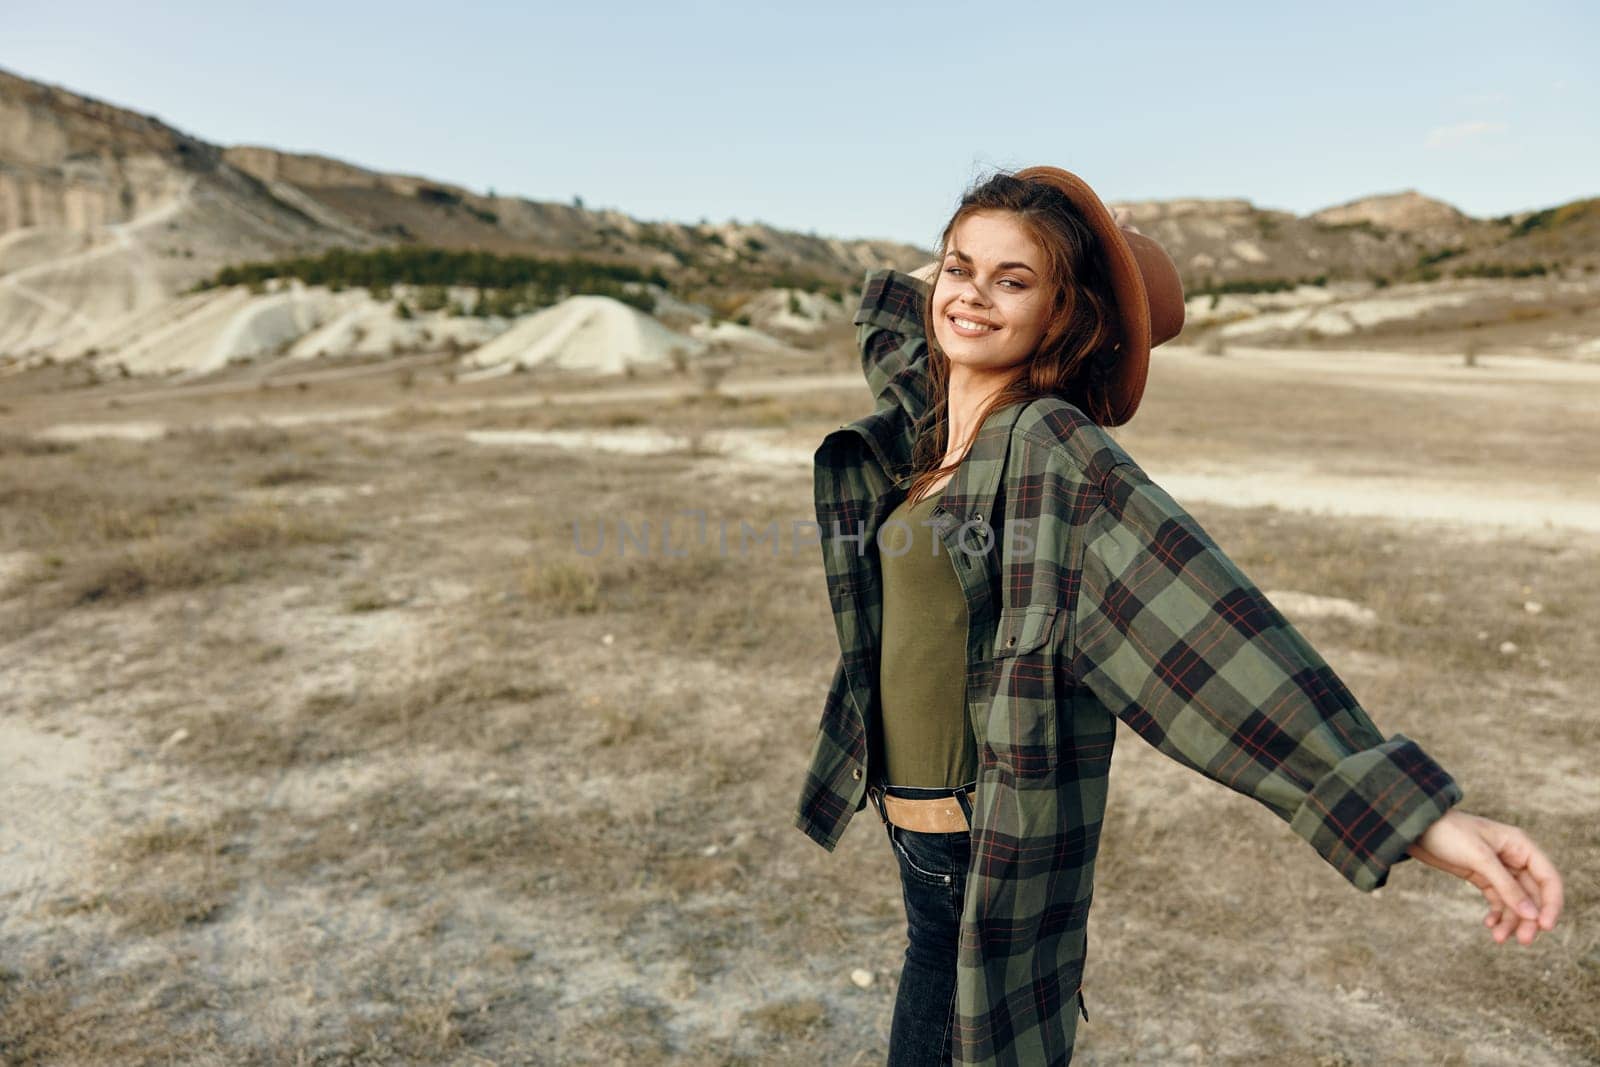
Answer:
[{"left": 1013, "top": 166, "right": 1186, "bottom": 426}]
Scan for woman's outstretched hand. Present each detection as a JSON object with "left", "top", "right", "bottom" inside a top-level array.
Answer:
[{"left": 1404, "top": 809, "right": 1563, "bottom": 945}]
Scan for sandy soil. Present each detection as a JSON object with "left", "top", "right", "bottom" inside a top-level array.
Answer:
[{"left": 0, "top": 340, "right": 1595, "bottom": 1064}]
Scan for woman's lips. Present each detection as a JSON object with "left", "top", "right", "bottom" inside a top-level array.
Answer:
[{"left": 948, "top": 314, "right": 999, "bottom": 338}]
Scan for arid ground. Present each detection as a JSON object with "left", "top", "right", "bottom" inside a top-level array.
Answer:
[{"left": 1, "top": 338, "right": 1596, "bottom": 1065}]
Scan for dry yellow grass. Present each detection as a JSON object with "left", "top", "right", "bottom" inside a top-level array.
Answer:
[{"left": 0, "top": 350, "right": 1594, "bottom": 1064}]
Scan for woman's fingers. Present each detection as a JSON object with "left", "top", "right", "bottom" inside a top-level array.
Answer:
[
  {"left": 1472, "top": 832, "right": 1540, "bottom": 924},
  {"left": 1513, "top": 834, "right": 1564, "bottom": 930},
  {"left": 1492, "top": 906, "right": 1520, "bottom": 943},
  {"left": 1484, "top": 824, "right": 1558, "bottom": 923},
  {"left": 1482, "top": 880, "right": 1519, "bottom": 943},
  {"left": 1512, "top": 867, "right": 1543, "bottom": 944},
  {"left": 1491, "top": 868, "right": 1541, "bottom": 944},
  {"left": 1474, "top": 826, "right": 1563, "bottom": 944},
  {"left": 1483, "top": 884, "right": 1503, "bottom": 928}
]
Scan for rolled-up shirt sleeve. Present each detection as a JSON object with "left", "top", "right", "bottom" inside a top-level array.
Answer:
[
  {"left": 853, "top": 268, "right": 931, "bottom": 418},
  {"left": 1073, "top": 461, "right": 1463, "bottom": 891}
]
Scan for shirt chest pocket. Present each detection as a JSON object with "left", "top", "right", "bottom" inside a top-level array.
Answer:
[{"left": 985, "top": 604, "right": 1061, "bottom": 781}]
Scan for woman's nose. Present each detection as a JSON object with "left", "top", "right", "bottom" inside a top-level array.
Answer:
[{"left": 957, "top": 282, "right": 991, "bottom": 307}]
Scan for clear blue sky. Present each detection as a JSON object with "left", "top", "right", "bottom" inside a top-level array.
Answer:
[{"left": 7, "top": 0, "right": 1596, "bottom": 248}]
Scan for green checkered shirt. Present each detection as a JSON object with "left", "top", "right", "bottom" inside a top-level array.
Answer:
[{"left": 792, "top": 268, "right": 1463, "bottom": 1065}]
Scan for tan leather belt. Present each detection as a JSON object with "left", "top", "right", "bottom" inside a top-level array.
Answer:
[{"left": 871, "top": 784, "right": 974, "bottom": 833}]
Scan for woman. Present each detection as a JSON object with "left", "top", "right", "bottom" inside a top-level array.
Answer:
[{"left": 792, "top": 166, "right": 1565, "bottom": 1066}]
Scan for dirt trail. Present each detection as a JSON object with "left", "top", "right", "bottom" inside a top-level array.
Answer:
[
  {"left": 33, "top": 409, "right": 1599, "bottom": 536},
  {"left": 458, "top": 426, "right": 1600, "bottom": 538},
  {"left": 27, "top": 345, "right": 1600, "bottom": 539}
]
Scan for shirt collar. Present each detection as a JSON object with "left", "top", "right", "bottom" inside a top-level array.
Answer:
[{"left": 926, "top": 397, "right": 1029, "bottom": 528}]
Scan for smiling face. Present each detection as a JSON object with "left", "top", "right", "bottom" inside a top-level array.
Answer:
[{"left": 930, "top": 210, "right": 1053, "bottom": 383}]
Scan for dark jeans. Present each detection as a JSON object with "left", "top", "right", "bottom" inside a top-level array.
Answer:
[{"left": 879, "top": 784, "right": 973, "bottom": 1067}]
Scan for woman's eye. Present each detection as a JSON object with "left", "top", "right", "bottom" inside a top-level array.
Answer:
[{"left": 942, "top": 266, "right": 1023, "bottom": 290}]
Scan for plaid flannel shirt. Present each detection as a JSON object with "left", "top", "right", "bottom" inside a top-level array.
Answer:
[{"left": 792, "top": 267, "right": 1464, "bottom": 1065}]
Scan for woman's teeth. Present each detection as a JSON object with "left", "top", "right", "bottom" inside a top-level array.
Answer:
[{"left": 952, "top": 317, "right": 996, "bottom": 331}]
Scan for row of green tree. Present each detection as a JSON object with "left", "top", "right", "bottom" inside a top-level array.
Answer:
[
  {"left": 389, "top": 280, "right": 656, "bottom": 318},
  {"left": 1194, "top": 258, "right": 1567, "bottom": 296},
  {"left": 203, "top": 246, "right": 670, "bottom": 303},
  {"left": 1191, "top": 274, "right": 1329, "bottom": 298}
]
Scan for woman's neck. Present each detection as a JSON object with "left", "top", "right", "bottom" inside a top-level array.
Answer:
[{"left": 944, "top": 363, "right": 1020, "bottom": 459}]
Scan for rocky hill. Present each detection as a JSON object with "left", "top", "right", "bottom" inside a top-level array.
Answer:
[
  {"left": 1, "top": 65, "right": 1595, "bottom": 373},
  {"left": 0, "top": 66, "right": 921, "bottom": 364},
  {"left": 1113, "top": 188, "right": 1597, "bottom": 294},
  {"left": 1310, "top": 189, "right": 1471, "bottom": 232}
]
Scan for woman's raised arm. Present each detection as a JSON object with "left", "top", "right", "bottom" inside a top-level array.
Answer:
[{"left": 850, "top": 264, "right": 935, "bottom": 421}]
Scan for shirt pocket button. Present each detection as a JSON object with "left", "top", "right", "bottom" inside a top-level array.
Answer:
[{"left": 851, "top": 767, "right": 862, "bottom": 780}]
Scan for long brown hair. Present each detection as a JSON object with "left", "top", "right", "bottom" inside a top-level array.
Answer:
[{"left": 904, "top": 169, "right": 1124, "bottom": 506}]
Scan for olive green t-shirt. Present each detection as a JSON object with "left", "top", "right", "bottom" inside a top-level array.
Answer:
[{"left": 873, "top": 490, "right": 977, "bottom": 788}]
